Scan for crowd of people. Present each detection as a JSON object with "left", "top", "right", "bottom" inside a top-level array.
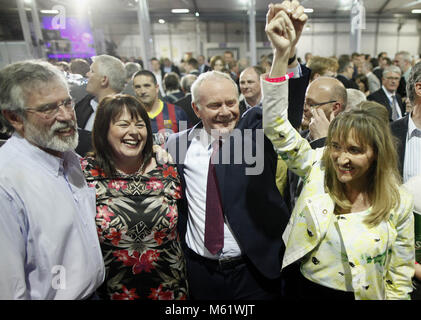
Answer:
[{"left": 0, "top": 0, "right": 420, "bottom": 301}]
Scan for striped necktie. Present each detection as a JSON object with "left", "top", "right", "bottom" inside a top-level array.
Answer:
[{"left": 390, "top": 94, "right": 399, "bottom": 121}]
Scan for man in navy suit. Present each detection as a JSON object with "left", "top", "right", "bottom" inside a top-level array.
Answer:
[
  {"left": 166, "top": 1, "right": 308, "bottom": 300},
  {"left": 368, "top": 65, "right": 405, "bottom": 121},
  {"left": 74, "top": 55, "right": 126, "bottom": 156}
]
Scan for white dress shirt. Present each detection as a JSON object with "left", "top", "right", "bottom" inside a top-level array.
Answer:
[
  {"left": 183, "top": 129, "right": 242, "bottom": 259},
  {"left": 84, "top": 98, "right": 99, "bottom": 131},
  {"left": 0, "top": 134, "right": 105, "bottom": 299},
  {"left": 403, "top": 114, "right": 421, "bottom": 183}
]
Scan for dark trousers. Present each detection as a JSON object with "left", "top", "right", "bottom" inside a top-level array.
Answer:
[
  {"left": 185, "top": 248, "right": 283, "bottom": 300},
  {"left": 298, "top": 272, "right": 355, "bottom": 300},
  {"left": 411, "top": 278, "right": 421, "bottom": 300}
]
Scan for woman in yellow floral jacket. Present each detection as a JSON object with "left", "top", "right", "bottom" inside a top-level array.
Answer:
[
  {"left": 262, "top": 3, "right": 414, "bottom": 299},
  {"left": 263, "top": 76, "right": 415, "bottom": 300}
]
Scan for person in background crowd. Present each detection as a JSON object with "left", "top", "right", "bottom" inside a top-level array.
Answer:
[
  {"left": 300, "top": 77, "right": 347, "bottom": 136},
  {"left": 345, "top": 88, "right": 367, "bottom": 111},
  {"left": 393, "top": 51, "right": 411, "bottom": 98},
  {"left": 360, "top": 60, "right": 381, "bottom": 94},
  {"left": 75, "top": 55, "right": 126, "bottom": 132},
  {"left": 175, "top": 74, "right": 199, "bottom": 126},
  {"left": 336, "top": 55, "right": 359, "bottom": 89},
  {"left": 210, "top": 55, "right": 225, "bottom": 72},
  {"left": 239, "top": 66, "right": 265, "bottom": 115},
  {"left": 70, "top": 59, "right": 90, "bottom": 78},
  {"left": 55, "top": 61, "right": 70, "bottom": 73},
  {"left": 355, "top": 73, "right": 370, "bottom": 96},
  {"left": 394, "top": 51, "right": 413, "bottom": 82},
  {"left": 307, "top": 56, "right": 338, "bottom": 82},
  {"left": 150, "top": 57, "right": 165, "bottom": 97},
  {"left": 368, "top": 65, "right": 405, "bottom": 121},
  {"left": 260, "top": 53, "right": 274, "bottom": 73},
  {"left": 122, "top": 61, "right": 142, "bottom": 97},
  {"left": 162, "top": 58, "right": 181, "bottom": 76},
  {"left": 81, "top": 94, "right": 188, "bottom": 300},
  {"left": 133, "top": 70, "right": 189, "bottom": 145},
  {"left": 0, "top": 60, "right": 105, "bottom": 299},
  {"left": 163, "top": 72, "right": 185, "bottom": 104},
  {"left": 68, "top": 59, "right": 91, "bottom": 104},
  {"left": 74, "top": 54, "right": 126, "bottom": 156},
  {"left": 373, "top": 53, "right": 391, "bottom": 83},
  {"left": 223, "top": 50, "right": 235, "bottom": 68},
  {"left": 263, "top": 9, "right": 414, "bottom": 299},
  {"left": 198, "top": 55, "right": 211, "bottom": 74},
  {"left": 184, "top": 58, "right": 200, "bottom": 76},
  {"left": 304, "top": 52, "right": 313, "bottom": 65}
]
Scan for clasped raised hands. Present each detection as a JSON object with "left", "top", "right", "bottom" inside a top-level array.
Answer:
[{"left": 265, "top": 1, "right": 308, "bottom": 58}]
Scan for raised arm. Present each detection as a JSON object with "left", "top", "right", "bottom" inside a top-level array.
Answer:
[{"left": 263, "top": 2, "right": 321, "bottom": 178}]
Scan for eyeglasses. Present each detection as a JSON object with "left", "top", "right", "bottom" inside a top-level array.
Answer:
[
  {"left": 305, "top": 100, "right": 337, "bottom": 109},
  {"left": 25, "top": 98, "right": 75, "bottom": 119}
]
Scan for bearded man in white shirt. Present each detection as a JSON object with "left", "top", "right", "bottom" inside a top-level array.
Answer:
[{"left": 0, "top": 60, "right": 105, "bottom": 299}]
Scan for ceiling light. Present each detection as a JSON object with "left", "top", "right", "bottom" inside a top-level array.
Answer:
[
  {"left": 195, "top": 12, "right": 200, "bottom": 17},
  {"left": 40, "top": 9, "right": 60, "bottom": 14},
  {"left": 158, "top": 19, "right": 165, "bottom": 24},
  {"left": 304, "top": 8, "right": 314, "bottom": 13},
  {"left": 412, "top": 9, "right": 421, "bottom": 13},
  {"left": 171, "top": 9, "right": 189, "bottom": 14}
]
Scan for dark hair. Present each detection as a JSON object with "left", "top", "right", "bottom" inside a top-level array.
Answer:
[
  {"left": 163, "top": 72, "right": 181, "bottom": 91},
  {"left": 133, "top": 69, "right": 157, "bottom": 85},
  {"left": 187, "top": 58, "right": 199, "bottom": 70},
  {"left": 70, "top": 59, "right": 90, "bottom": 77},
  {"left": 355, "top": 73, "right": 369, "bottom": 92},
  {"left": 90, "top": 94, "right": 154, "bottom": 177},
  {"left": 337, "top": 55, "right": 352, "bottom": 73}
]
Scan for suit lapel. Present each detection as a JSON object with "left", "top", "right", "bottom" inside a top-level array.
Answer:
[
  {"left": 75, "top": 95, "right": 95, "bottom": 129},
  {"left": 378, "top": 89, "right": 393, "bottom": 116},
  {"left": 396, "top": 94, "right": 405, "bottom": 116}
]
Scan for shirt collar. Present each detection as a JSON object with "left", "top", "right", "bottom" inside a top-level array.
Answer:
[
  {"left": 244, "top": 97, "right": 263, "bottom": 110},
  {"left": 11, "top": 132, "right": 80, "bottom": 177},
  {"left": 408, "top": 113, "right": 421, "bottom": 138},
  {"left": 90, "top": 99, "right": 99, "bottom": 112},
  {"left": 382, "top": 85, "right": 395, "bottom": 100}
]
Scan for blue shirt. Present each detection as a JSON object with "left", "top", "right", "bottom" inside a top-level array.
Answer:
[{"left": 0, "top": 134, "right": 105, "bottom": 299}]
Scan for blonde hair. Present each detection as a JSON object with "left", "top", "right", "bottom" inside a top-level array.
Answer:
[{"left": 322, "top": 101, "right": 401, "bottom": 227}]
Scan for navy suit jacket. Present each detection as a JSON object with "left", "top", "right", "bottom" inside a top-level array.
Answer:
[
  {"left": 74, "top": 94, "right": 95, "bottom": 129},
  {"left": 367, "top": 88, "right": 405, "bottom": 122},
  {"left": 390, "top": 114, "right": 410, "bottom": 177},
  {"left": 167, "top": 107, "right": 290, "bottom": 279}
]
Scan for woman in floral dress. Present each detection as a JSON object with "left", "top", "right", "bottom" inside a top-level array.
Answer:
[{"left": 81, "top": 94, "right": 188, "bottom": 300}]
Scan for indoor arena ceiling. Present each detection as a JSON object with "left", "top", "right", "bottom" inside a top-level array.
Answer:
[{"left": 2, "top": 0, "right": 421, "bottom": 22}]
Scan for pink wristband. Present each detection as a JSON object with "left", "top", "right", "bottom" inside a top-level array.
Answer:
[{"left": 265, "top": 72, "right": 294, "bottom": 83}]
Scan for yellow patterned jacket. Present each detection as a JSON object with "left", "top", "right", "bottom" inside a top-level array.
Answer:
[{"left": 262, "top": 80, "right": 415, "bottom": 300}]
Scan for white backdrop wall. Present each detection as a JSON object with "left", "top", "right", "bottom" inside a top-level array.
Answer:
[{"left": 100, "top": 17, "right": 421, "bottom": 65}]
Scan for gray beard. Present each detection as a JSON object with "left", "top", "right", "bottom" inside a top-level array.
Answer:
[{"left": 23, "top": 118, "right": 79, "bottom": 153}]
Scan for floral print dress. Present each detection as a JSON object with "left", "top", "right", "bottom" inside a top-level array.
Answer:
[{"left": 81, "top": 157, "right": 188, "bottom": 300}]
